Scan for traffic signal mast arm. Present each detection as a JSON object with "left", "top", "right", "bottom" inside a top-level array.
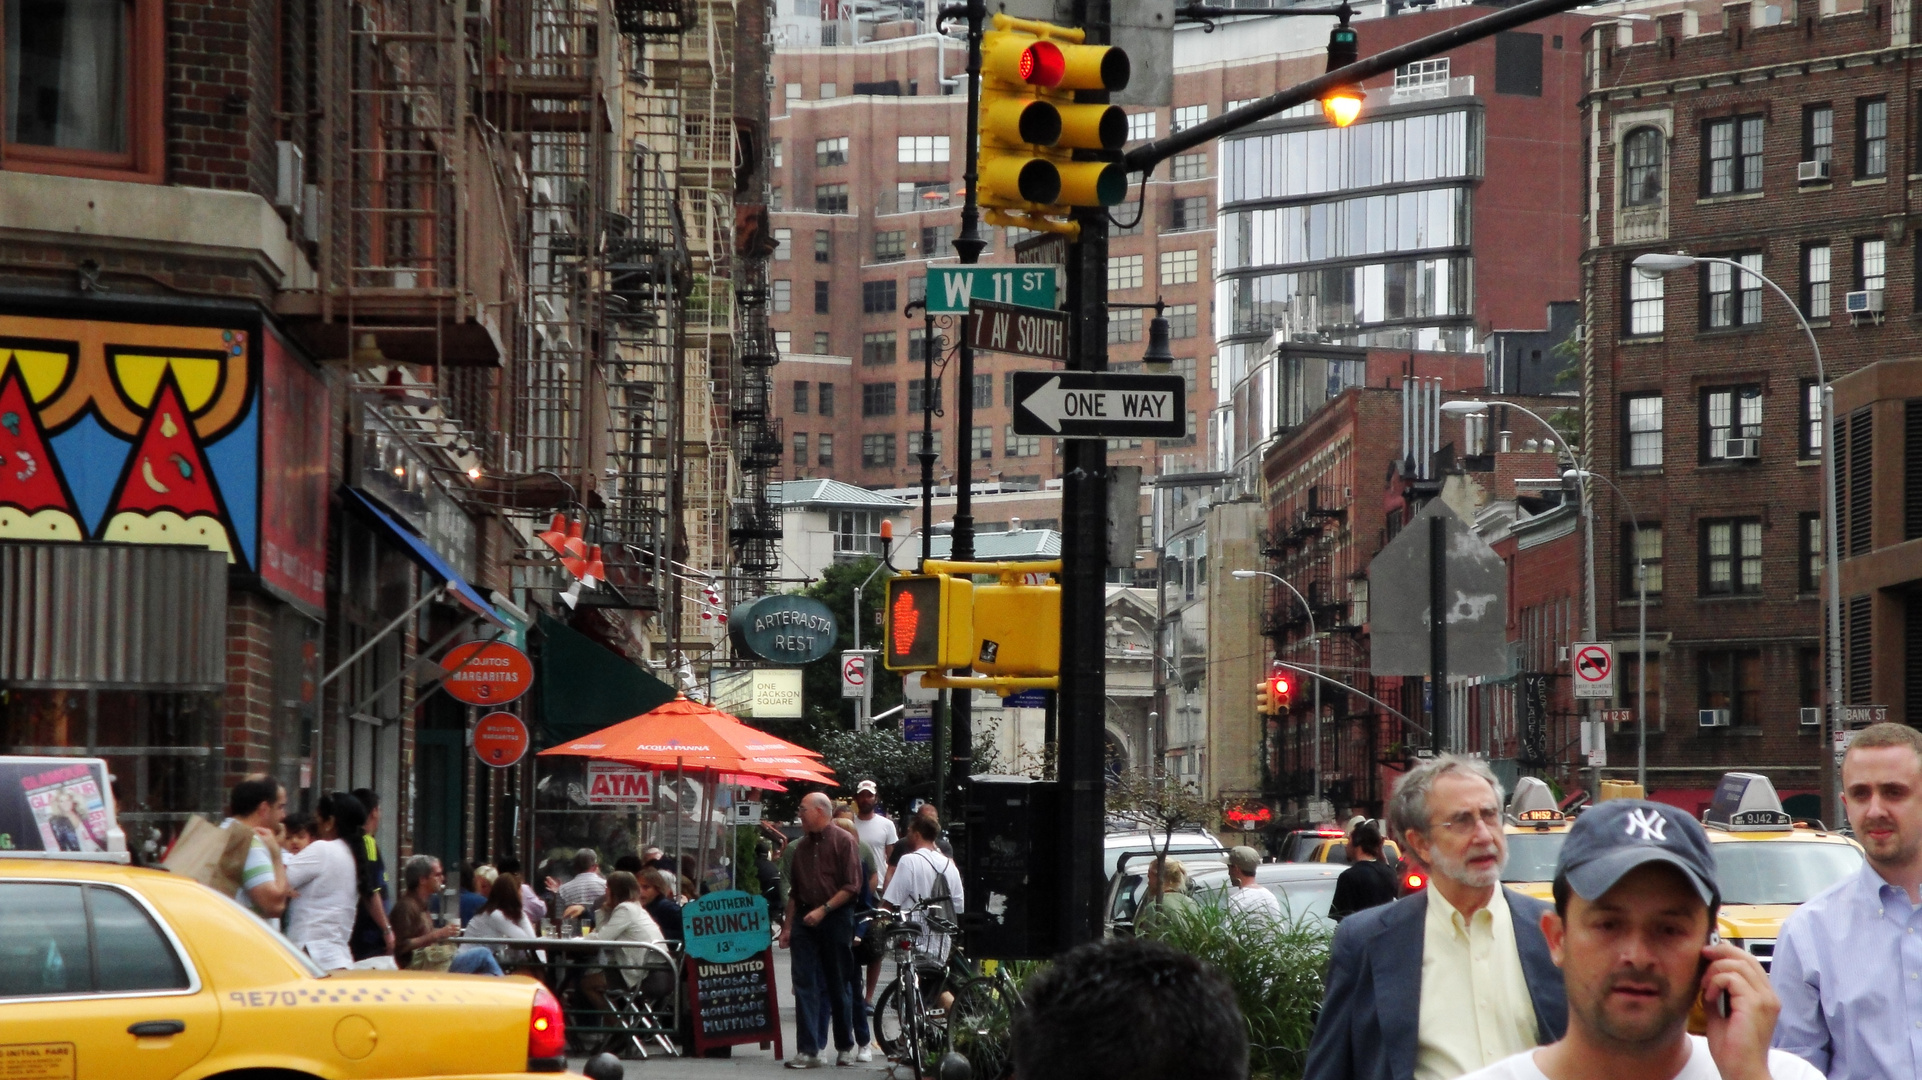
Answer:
[{"left": 1119, "top": 0, "right": 1595, "bottom": 175}]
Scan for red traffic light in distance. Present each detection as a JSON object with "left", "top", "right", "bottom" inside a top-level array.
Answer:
[{"left": 1268, "top": 670, "right": 1294, "bottom": 706}]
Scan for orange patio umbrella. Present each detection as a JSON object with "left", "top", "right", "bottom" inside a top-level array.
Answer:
[{"left": 539, "top": 694, "right": 834, "bottom": 784}]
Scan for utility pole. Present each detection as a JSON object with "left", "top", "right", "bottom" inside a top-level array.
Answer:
[{"left": 947, "top": 0, "right": 988, "bottom": 819}]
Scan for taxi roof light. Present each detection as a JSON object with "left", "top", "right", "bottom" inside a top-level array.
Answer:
[
  {"left": 1506, "top": 775, "right": 1563, "bottom": 824},
  {"left": 1705, "top": 771, "right": 1793, "bottom": 832}
]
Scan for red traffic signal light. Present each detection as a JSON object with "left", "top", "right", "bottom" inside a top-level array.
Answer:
[
  {"left": 1403, "top": 870, "right": 1426, "bottom": 892},
  {"left": 1269, "top": 671, "right": 1294, "bottom": 708}
]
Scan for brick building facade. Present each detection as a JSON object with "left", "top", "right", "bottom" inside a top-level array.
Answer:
[{"left": 1581, "top": 3, "right": 1921, "bottom": 807}]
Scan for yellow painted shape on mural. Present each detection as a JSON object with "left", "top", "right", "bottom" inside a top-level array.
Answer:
[
  {"left": 0, "top": 508, "right": 84, "bottom": 541},
  {"left": 1, "top": 348, "right": 73, "bottom": 404},
  {"left": 113, "top": 354, "right": 224, "bottom": 414},
  {"left": 103, "top": 510, "right": 234, "bottom": 561},
  {"left": 0, "top": 316, "right": 249, "bottom": 438}
]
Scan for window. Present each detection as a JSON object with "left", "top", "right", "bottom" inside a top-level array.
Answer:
[
  {"left": 1857, "top": 237, "right": 1886, "bottom": 292},
  {"left": 861, "top": 434, "right": 896, "bottom": 467},
  {"left": 1107, "top": 437, "right": 1143, "bottom": 451},
  {"left": 1702, "top": 385, "right": 1762, "bottom": 460},
  {"left": 1126, "top": 112, "right": 1157, "bottom": 142},
  {"left": 820, "top": 83, "right": 837, "bottom": 99},
  {"left": 771, "top": 139, "right": 784, "bottom": 168},
  {"left": 897, "top": 135, "right": 951, "bottom": 163},
  {"left": 1702, "top": 115, "right": 1763, "bottom": 196},
  {"left": 972, "top": 373, "right": 992, "bottom": 408},
  {"left": 1802, "top": 243, "right": 1831, "bottom": 319},
  {"left": 1623, "top": 523, "right": 1664, "bottom": 596},
  {"left": 814, "top": 230, "right": 832, "bottom": 262},
  {"left": 1701, "top": 518, "right": 1763, "bottom": 595},
  {"left": 1625, "top": 265, "right": 1664, "bottom": 336},
  {"left": 815, "top": 137, "right": 848, "bottom": 167},
  {"left": 0, "top": 883, "right": 187, "bottom": 997},
  {"left": 1858, "top": 96, "right": 1888, "bottom": 178},
  {"left": 908, "top": 429, "right": 942, "bottom": 456},
  {"left": 1622, "top": 127, "right": 1664, "bottom": 205},
  {"left": 1165, "top": 303, "right": 1198, "bottom": 339},
  {"left": 1108, "top": 254, "right": 1143, "bottom": 291},
  {"left": 1171, "top": 153, "right": 1208, "bottom": 181},
  {"left": 1699, "top": 649, "right": 1763, "bottom": 726},
  {"left": 907, "top": 377, "right": 941, "bottom": 412},
  {"left": 921, "top": 225, "right": 954, "bottom": 258},
  {"left": 861, "top": 382, "right": 896, "bottom": 416},
  {"left": 1173, "top": 356, "right": 1197, "bottom": 391},
  {"left": 818, "top": 383, "right": 835, "bottom": 416},
  {"left": 1173, "top": 105, "right": 1208, "bottom": 132},
  {"left": 814, "top": 280, "right": 831, "bottom": 314},
  {"left": 1799, "top": 512, "right": 1823, "bottom": 592},
  {"left": 1160, "top": 250, "right": 1198, "bottom": 285},
  {"left": 1227, "top": 97, "right": 1261, "bottom": 112},
  {"left": 1111, "top": 208, "right": 1144, "bottom": 238},
  {"left": 908, "top": 328, "right": 934, "bottom": 362},
  {"left": 1802, "top": 104, "right": 1833, "bottom": 167},
  {"left": 772, "top": 279, "right": 792, "bottom": 312},
  {"left": 1395, "top": 58, "right": 1450, "bottom": 89},
  {"left": 812, "top": 331, "right": 831, "bottom": 354},
  {"left": 793, "top": 432, "right": 808, "bottom": 466},
  {"left": 817, "top": 432, "right": 834, "bottom": 465},
  {"left": 830, "top": 510, "right": 884, "bottom": 553},
  {"left": 90, "top": 886, "right": 187, "bottom": 992},
  {"left": 874, "top": 231, "right": 906, "bottom": 262},
  {"left": 1703, "top": 253, "right": 1763, "bottom": 328},
  {"left": 770, "top": 186, "right": 783, "bottom": 210},
  {"left": 861, "top": 279, "right": 897, "bottom": 314},
  {"left": 815, "top": 184, "right": 849, "bottom": 213},
  {"left": 1109, "top": 309, "right": 1143, "bottom": 343},
  {"left": 793, "top": 379, "right": 810, "bottom": 413},
  {"left": 862, "top": 331, "right": 896, "bottom": 365},
  {"left": 774, "top": 330, "right": 791, "bottom": 354},
  {"left": 1005, "top": 425, "right": 1041, "bottom": 456},
  {"left": 773, "top": 228, "right": 791, "bottom": 260},
  {"left": 1622, "top": 392, "right": 1663, "bottom": 467},
  {"left": 3, "top": 0, "right": 162, "bottom": 181},
  {"left": 1171, "top": 195, "right": 1208, "bottom": 231},
  {"left": 1004, "top": 370, "right": 1017, "bottom": 406},
  {"left": 785, "top": 83, "right": 802, "bottom": 103},
  {"left": 971, "top": 425, "right": 993, "bottom": 460},
  {"left": 1799, "top": 379, "right": 1823, "bottom": 458}
]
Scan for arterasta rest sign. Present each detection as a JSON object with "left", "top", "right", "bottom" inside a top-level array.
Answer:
[
  {"left": 728, "top": 594, "right": 839, "bottom": 664},
  {"left": 1010, "top": 371, "right": 1187, "bottom": 439}
]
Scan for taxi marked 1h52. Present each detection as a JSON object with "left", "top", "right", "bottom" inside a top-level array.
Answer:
[{"left": 0, "top": 756, "right": 574, "bottom": 1080}]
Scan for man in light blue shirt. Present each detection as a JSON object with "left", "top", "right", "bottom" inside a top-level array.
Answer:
[{"left": 1773, "top": 721, "right": 1922, "bottom": 1079}]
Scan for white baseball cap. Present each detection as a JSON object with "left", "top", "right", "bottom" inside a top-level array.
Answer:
[{"left": 856, "top": 779, "right": 878, "bottom": 794}]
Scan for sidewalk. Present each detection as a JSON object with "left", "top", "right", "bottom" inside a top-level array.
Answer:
[{"left": 567, "top": 952, "right": 894, "bottom": 1079}]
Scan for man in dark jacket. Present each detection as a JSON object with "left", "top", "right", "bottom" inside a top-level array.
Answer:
[
  {"left": 1329, "top": 819, "right": 1398, "bottom": 922},
  {"left": 1303, "top": 756, "right": 1567, "bottom": 1080}
]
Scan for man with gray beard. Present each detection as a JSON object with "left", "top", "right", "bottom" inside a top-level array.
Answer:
[{"left": 1304, "top": 755, "right": 1568, "bottom": 1080}]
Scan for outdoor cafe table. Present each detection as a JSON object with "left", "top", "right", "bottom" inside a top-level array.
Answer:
[{"left": 455, "top": 934, "right": 683, "bottom": 1056}]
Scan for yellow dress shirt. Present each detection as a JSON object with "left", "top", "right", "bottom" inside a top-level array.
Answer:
[{"left": 1413, "top": 886, "right": 1540, "bottom": 1080}]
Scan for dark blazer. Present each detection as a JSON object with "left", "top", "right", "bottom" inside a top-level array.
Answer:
[{"left": 1301, "top": 888, "right": 1567, "bottom": 1080}]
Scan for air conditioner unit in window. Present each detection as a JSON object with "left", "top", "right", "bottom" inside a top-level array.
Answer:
[
  {"left": 1799, "top": 707, "right": 1823, "bottom": 727},
  {"left": 1797, "top": 159, "right": 1830, "bottom": 183},
  {"left": 1845, "top": 289, "right": 1885, "bottom": 314},
  {"left": 1699, "top": 708, "right": 1732, "bottom": 728},
  {"left": 274, "top": 141, "right": 304, "bottom": 211},
  {"left": 1722, "top": 438, "right": 1760, "bottom": 459}
]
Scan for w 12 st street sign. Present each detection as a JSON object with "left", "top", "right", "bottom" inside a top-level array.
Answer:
[{"left": 1010, "top": 371, "right": 1187, "bottom": 439}]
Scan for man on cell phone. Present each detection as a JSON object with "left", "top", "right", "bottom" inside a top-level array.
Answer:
[{"left": 1455, "top": 799, "right": 1823, "bottom": 1080}]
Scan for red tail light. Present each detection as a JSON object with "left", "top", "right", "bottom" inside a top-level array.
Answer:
[
  {"left": 528, "top": 985, "right": 567, "bottom": 1066},
  {"left": 1404, "top": 871, "right": 1426, "bottom": 891}
]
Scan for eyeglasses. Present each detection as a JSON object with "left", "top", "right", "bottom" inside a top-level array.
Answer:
[{"left": 1428, "top": 806, "right": 1501, "bottom": 834}]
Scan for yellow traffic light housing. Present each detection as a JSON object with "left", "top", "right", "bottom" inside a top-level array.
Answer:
[
  {"left": 970, "top": 581, "right": 1061, "bottom": 677},
  {"left": 1271, "top": 670, "right": 1295, "bottom": 710},
  {"left": 978, "top": 13, "right": 1131, "bottom": 236},
  {"left": 883, "top": 574, "right": 977, "bottom": 672},
  {"left": 1255, "top": 679, "right": 1274, "bottom": 716}
]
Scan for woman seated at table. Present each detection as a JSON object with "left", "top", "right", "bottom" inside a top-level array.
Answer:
[
  {"left": 636, "top": 869, "right": 683, "bottom": 943},
  {"left": 572, "top": 871, "right": 674, "bottom": 1019},
  {"left": 467, "top": 873, "right": 544, "bottom": 977}
]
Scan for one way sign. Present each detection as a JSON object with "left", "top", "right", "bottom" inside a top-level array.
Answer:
[{"left": 1011, "top": 371, "right": 1187, "bottom": 439}]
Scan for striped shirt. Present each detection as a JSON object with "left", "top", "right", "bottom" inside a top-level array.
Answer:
[{"left": 559, "top": 870, "right": 607, "bottom": 912}]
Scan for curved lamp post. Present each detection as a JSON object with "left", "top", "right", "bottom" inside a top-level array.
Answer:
[
  {"left": 1632, "top": 252, "right": 1841, "bottom": 822},
  {"left": 1233, "top": 568, "right": 1322, "bottom": 816}
]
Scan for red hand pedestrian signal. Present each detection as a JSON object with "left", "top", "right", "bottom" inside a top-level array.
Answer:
[{"left": 891, "top": 589, "right": 921, "bottom": 656}]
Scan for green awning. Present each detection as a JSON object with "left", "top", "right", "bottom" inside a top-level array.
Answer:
[{"left": 534, "top": 614, "right": 679, "bottom": 743}]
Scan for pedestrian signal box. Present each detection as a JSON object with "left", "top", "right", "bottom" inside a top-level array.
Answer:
[
  {"left": 883, "top": 574, "right": 976, "bottom": 672},
  {"left": 970, "top": 582, "right": 1061, "bottom": 677}
]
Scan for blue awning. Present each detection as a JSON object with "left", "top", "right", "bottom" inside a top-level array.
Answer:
[{"left": 344, "top": 489, "right": 505, "bottom": 626}]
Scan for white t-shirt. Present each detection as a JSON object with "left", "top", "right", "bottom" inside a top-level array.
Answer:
[
  {"left": 882, "top": 847, "right": 964, "bottom": 962},
  {"left": 854, "top": 814, "right": 899, "bottom": 883},
  {"left": 282, "top": 839, "right": 359, "bottom": 970},
  {"left": 1225, "top": 883, "right": 1284, "bottom": 924},
  {"left": 1458, "top": 1036, "right": 1826, "bottom": 1080}
]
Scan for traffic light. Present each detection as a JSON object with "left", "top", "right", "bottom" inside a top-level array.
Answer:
[
  {"left": 970, "top": 581, "right": 1061, "bottom": 677},
  {"left": 883, "top": 574, "right": 977, "bottom": 672},
  {"left": 1270, "top": 670, "right": 1295, "bottom": 710},
  {"left": 1255, "top": 678, "right": 1274, "bottom": 716},
  {"left": 1320, "top": 21, "right": 1363, "bottom": 127},
  {"left": 978, "top": 14, "right": 1131, "bottom": 228}
]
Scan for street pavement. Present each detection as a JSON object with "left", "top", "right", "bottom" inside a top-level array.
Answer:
[{"left": 566, "top": 954, "right": 897, "bottom": 1078}]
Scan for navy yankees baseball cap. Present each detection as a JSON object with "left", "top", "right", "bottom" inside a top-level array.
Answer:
[{"left": 1557, "top": 798, "right": 1718, "bottom": 907}]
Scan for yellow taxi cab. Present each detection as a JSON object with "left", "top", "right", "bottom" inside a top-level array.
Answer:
[
  {"left": 1500, "top": 776, "right": 1571, "bottom": 902},
  {"left": 0, "top": 757, "right": 572, "bottom": 1080},
  {"left": 1304, "top": 836, "right": 1403, "bottom": 867},
  {"left": 1699, "top": 771, "right": 1863, "bottom": 972}
]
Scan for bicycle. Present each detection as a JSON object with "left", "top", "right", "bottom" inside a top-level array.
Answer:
[
  {"left": 865, "top": 898, "right": 956, "bottom": 1077},
  {"left": 943, "top": 952, "right": 1026, "bottom": 1080}
]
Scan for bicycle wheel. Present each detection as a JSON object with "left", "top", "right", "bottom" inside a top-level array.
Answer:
[
  {"left": 874, "top": 978, "right": 908, "bottom": 1057},
  {"left": 947, "top": 976, "right": 1015, "bottom": 1080}
]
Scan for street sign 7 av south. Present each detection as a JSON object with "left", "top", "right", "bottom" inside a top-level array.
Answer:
[
  {"left": 1010, "top": 371, "right": 1187, "bottom": 439},
  {"left": 969, "top": 299, "right": 1068, "bottom": 362},
  {"left": 926, "top": 264, "right": 1060, "bottom": 313}
]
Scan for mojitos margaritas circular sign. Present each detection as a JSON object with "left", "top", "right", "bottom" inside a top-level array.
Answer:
[{"left": 729, "top": 594, "right": 838, "bottom": 664}]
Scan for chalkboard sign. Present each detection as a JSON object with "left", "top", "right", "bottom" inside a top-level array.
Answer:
[
  {"left": 683, "top": 949, "right": 784, "bottom": 1058},
  {"left": 683, "top": 890, "right": 772, "bottom": 962}
]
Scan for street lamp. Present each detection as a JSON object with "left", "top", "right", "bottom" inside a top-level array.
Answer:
[
  {"left": 1566, "top": 467, "right": 1649, "bottom": 790},
  {"left": 1232, "top": 568, "right": 1322, "bottom": 817},
  {"left": 1632, "top": 251, "right": 1841, "bottom": 822}
]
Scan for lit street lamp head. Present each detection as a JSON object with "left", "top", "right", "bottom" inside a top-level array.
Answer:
[
  {"left": 1230, "top": 570, "right": 1262, "bottom": 580},
  {"left": 1632, "top": 252, "right": 1698, "bottom": 277},
  {"left": 1438, "top": 400, "right": 1489, "bottom": 418}
]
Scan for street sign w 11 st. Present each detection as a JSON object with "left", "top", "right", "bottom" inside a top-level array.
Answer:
[
  {"left": 1010, "top": 371, "right": 1187, "bottom": 439},
  {"left": 927, "top": 264, "right": 1060, "bottom": 313}
]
